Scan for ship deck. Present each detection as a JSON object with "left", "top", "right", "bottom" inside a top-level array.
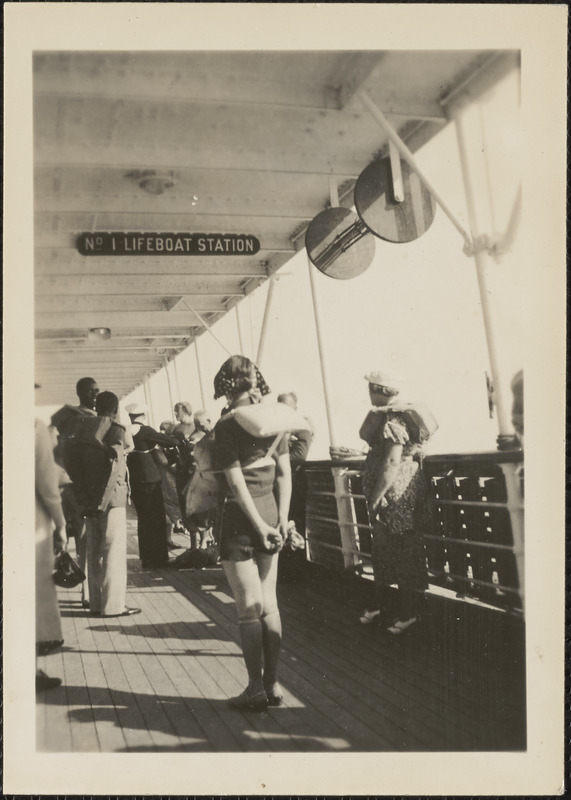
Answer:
[{"left": 37, "top": 516, "right": 526, "bottom": 753}]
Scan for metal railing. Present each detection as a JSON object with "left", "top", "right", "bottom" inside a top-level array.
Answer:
[{"left": 304, "top": 450, "right": 524, "bottom": 614}]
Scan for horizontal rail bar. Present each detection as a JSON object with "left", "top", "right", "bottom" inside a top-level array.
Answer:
[
  {"left": 428, "top": 570, "right": 520, "bottom": 595},
  {"left": 424, "top": 534, "right": 521, "bottom": 552}
]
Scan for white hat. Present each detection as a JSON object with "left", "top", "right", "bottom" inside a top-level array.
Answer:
[
  {"left": 364, "top": 370, "right": 402, "bottom": 392},
  {"left": 125, "top": 402, "right": 148, "bottom": 417}
]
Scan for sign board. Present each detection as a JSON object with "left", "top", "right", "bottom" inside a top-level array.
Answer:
[{"left": 77, "top": 232, "right": 260, "bottom": 256}]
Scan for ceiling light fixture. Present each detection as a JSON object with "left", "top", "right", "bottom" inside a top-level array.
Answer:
[
  {"left": 125, "top": 169, "right": 178, "bottom": 195},
  {"left": 88, "top": 327, "right": 112, "bottom": 341}
]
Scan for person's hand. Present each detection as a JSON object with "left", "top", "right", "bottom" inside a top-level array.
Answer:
[
  {"left": 278, "top": 520, "right": 289, "bottom": 541},
  {"left": 54, "top": 525, "right": 68, "bottom": 554},
  {"left": 370, "top": 495, "right": 388, "bottom": 518},
  {"left": 258, "top": 524, "right": 284, "bottom": 553}
]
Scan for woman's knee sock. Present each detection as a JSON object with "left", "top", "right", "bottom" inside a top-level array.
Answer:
[
  {"left": 260, "top": 610, "right": 282, "bottom": 689},
  {"left": 238, "top": 619, "right": 264, "bottom": 691}
]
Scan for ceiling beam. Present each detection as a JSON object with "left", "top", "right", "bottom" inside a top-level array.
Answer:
[
  {"left": 33, "top": 51, "right": 351, "bottom": 109},
  {"left": 34, "top": 310, "right": 220, "bottom": 329},
  {"left": 34, "top": 295, "right": 227, "bottom": 313},
  {"left": 35, "top": 250, "right": 273, "bottom": 276},
  {"left": 35, "top": 275, "right": 245, "bottom": 297},
  {"left": 332, "top": 52, "right": 388, "bottom": 110}
]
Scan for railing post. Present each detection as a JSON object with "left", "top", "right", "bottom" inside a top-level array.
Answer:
[
  {"left": 500, "top": 461, "right": 525, "bottom": 613},
  {"left": 332, "top": 466, "right": 362, "bottom": 570}
]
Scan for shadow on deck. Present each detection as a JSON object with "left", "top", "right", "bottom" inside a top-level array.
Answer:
[{"left": 37, "top": 523, "right": 526, "bottom": 753}]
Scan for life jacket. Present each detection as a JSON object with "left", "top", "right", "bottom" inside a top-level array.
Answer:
[{"left": 359, "top": 402, "right": 438, "bottom": 447}]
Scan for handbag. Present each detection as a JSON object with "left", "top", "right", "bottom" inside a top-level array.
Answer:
[
  {"left": 53, "top": 550, "right": 86, "bottom": 588},
  {"left": 183, "top": 432, "right": 223, "bottom": 516}
]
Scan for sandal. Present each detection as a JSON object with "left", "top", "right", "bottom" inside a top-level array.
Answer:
[
  {"left": 228, "top": 689, "right": 268, "bottom": 712},
  {"left": 387, "top": 616, "right": 419, "bottom": 635}
]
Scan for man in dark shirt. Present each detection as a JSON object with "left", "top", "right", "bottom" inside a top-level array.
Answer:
[{"left": 50, "top": 376, "right": 100, "bottom": 607}]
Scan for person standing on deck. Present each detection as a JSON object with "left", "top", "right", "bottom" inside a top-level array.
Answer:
[
  {"left": 35, "top": 415, "right": 67, "bottom": 690},
  {"left": 156, "top": 420, "right": 184, "bottom": 549},
  {"left": 358, "top": 371, "right": 433, "bottom": 635},
  {"left": 172, "top": 401, "right": 196, "bottom": 503},
  {"left": 277, "top": 391, "right": 314, "bottom": 583},
  {"left": 213, "top": 356, "right": 291, "bottom": 711},
  {"left": 50, "top": 376, "right": 99, "bottom": 609},
  {"left": 65, "top": 391, "right": 140, "bottom": 618},
  {"left": 126, "top": 403, "right": 178, "bottom": 569}
]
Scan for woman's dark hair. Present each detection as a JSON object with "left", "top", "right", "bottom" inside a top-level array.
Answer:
[
  {"left": 213, "top": 355, "right": 270, "bottom": 400},
  {"left": 96, "top": 391, "right": 119, "bottom": 416}
]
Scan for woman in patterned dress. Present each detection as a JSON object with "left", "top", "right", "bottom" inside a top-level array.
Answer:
[{"left": 359, "top": 371, "right": 431, "bottom": 635}]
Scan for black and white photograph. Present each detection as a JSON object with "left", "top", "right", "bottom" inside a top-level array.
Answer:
[{"left": 3, "top": 3, "right": 566, "bottom": 796}]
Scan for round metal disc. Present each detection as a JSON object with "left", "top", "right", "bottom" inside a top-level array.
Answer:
[
  {"left": 355, "top": 157, "right": 436, "bottom": 243},
  {"left": 305, "top": 207, "right": 375, "bottom": 279}
]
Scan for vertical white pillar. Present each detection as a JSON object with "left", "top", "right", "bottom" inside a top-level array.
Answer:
[
  {"left": 256, "top": 275, "right": 277, "bottom": 369},
  {"left": 453, "top": 101, "right": 511, "bottom": 436},
  {"left": 172, "top": 357, "right": 182, "bottom": 403},
  {"left": 143, "top": 375, "right": 155, "bottom": 428},
  {"left": 235, "top": 303, "right": 246, "bottom": 356},
  {"left": 307, "top": 256, "right": 338, "bottom": 448},
  {"left": 194, "top": 340, "right": 206, "bottom": 408},
  {"left": 163, "top": 357, "right": 175, "bottom": 418}
]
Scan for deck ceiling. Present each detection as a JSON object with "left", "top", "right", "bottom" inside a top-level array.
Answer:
[{"left": 34, "top": 49, "right": 517, "bottom": 405}]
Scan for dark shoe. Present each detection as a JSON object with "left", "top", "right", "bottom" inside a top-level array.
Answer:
[
  {"left": 102, "top": 607, "right": 142, "bottom": 618},
  {"left": 37, "top": 639, "right": 64, "bottom": 656},
  {"left": 36, "top": 669, "right": 62, "bottom": 691},
  {"left": 82, "top": 600, "right": 90, "bottom": 609},
  {"left": 167, "top": 542, "right": 180, "bottom": 551},
  {"left": 228, "top": 689, "right": 268, "bottom": 712}
]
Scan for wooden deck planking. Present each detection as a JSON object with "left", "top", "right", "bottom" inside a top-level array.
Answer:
[
  {"left": 280, "top": 572, "right": 525, "bottom": 749},
  {"left": 132, "top": 567, "right": 305, "bottom": 753},
  {"left": 166, "top": 567, "right": 397, "bottom": 751},
  {"left": 126, "top": 573, "right": 262, "bottom": 752},
  {"left": 36, "top": 521, "right": 526, "bottom": 753},
  {"left": 164, "top": 572, "right": 357, "bottom": 751},
  {"left": 281, "top": 587, "right": 503, "bottom": 748},
  {"left": 90, "top": 619, "right": 166, "bottom": 752}
]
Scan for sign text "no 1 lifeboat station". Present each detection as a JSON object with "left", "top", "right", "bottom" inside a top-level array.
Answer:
[{"left": 77, "top": 232, "right": 260, "bottom": 256}]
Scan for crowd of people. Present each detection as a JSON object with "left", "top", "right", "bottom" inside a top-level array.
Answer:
[
  {"left": 35, "top": 356, "right": 524, "bottom": 705},
  {"left": 35, "top": 359, "right": 315, "bottom": 699}
]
